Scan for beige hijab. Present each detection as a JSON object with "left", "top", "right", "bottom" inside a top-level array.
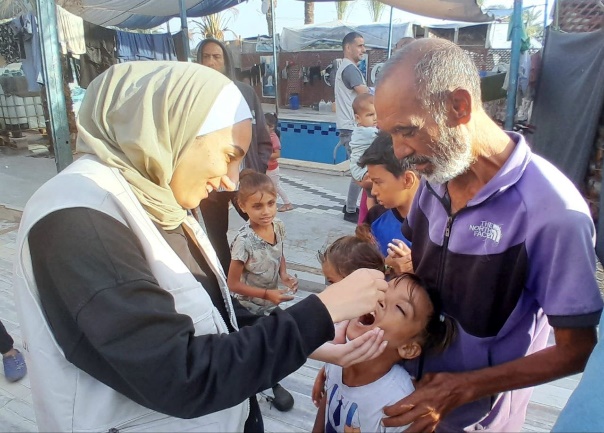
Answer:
[{"left": 76, "top": 61, "right": 241, "bottom": 230}]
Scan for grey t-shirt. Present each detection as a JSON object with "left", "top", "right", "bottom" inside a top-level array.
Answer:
[{"left": 341, "top": 64, "right": 365, "bottom": 90}]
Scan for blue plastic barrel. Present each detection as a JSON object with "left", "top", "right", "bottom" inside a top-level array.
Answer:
[{"left": 289, "top": 93, "right": 300, "bottom": 110}]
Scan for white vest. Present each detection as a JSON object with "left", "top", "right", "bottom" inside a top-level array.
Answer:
[
  {"left": 13, "top": 156, "right": 249, "bottom": 432},
  {"left": 335, "top": 58, "right": 364, "bottom": 131}
]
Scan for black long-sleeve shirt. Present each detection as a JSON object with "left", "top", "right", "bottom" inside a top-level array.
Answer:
[{"left": 28, "top": 208, "right": 334, "bottom": 419}]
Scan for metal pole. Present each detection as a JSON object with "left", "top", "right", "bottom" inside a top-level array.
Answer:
[
  {"left": 543, "top": 0, "right": 549, "bottom": 31},
  {"left": 36, "top": 0, "right": 72, "bottom": 172},
  {"left": 504, "top": 0, "right": 523, "bottom": 131},
  {"left": 387, "top": 6, "right": 394, "bottom": 58},
  {"left": 179, "top": 0, "right": 191, "bottom": 61},
  {"left": 554, "top": 0, "right": 560, "bottom": 29},
  {"left": 271, "top": 0, "right": 279, "bottom": 116}
]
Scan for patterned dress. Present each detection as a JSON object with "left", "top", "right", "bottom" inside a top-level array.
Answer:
[{"left": 230, "top": 219, "right": 285, "bottom": 315}]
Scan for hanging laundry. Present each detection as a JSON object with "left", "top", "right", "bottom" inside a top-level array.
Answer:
[
  {"left": 250, "top": 64, "right": 260, "bottom": 86},
  {"left": 78, "top": 54, "right": 103, "bottom": 88},
  {"left": 116, "top": 31, "right": 176, "bottom": 62},
  {"left": 56, "top": 5, "right": 85, "bottom": 56},
  {"left": 80, "top": 22, "right": 116, "bottom": 88},
  {"left": 151, "top": 34, "right": 176, "bottom": 60},
  {"left": 239, "top": 69, "right": 252, "bottom": 83},
  {"left": 0, "top": 23, "right": 21, "bottom": 65},
  {"left": 115, "top": 31, "right": 139, "bottom": 62},
  {"left": 172, "top": 31, "right": 185, "bottom": 61},
  {"left": 309, "top": 66, "right": 321, "bottom": 85},
  {"left": 9, "top": 13, "right": 42, "bottom": 92},
  {"left": 281, "top": 61, "right": 289, "bottom": 79}
]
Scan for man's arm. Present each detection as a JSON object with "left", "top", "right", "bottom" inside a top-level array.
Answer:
[
  {"left": 341, "top": 64, "right": 369, "bottom": 95},
  {"left": 382, "top": 326, "right": 598, "bottom": 432},
  {"left": 353, "top": 84, "right": 369, "bottom": 95}
]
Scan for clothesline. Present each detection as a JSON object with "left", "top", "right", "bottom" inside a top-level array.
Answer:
[{"left": 0, "top": 5, "right": 185, "bottom": 92}]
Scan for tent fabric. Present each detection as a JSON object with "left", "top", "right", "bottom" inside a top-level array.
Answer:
[
  {"left": 530, "top": 29, "right": 604, "bottom": 186},
  {"left": 56, "top": 0, "right": 244, "bottom": 29},
  {"left": 527, "top": 29, "right": 604, "bottom": 258},
  {"left": 486, "top": 22, "right": 541, "bottom": 50},
  {"left": 280, "top": 20, "right": 414, "bottom": 52},
  {"left": 378, "top": 0, "right": 492, "bottom": 23}
]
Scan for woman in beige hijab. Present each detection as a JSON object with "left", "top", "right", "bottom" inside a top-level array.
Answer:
[{"left": 13, "top": 62, "right": 387, "bottom": 432}]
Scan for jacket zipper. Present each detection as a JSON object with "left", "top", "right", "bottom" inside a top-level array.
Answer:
[{"left": 436, "top": 215, "right": 454, "bottom": 292}]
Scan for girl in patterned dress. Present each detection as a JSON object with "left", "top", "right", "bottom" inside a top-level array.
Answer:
[
  {"left": 227, "top": 170, "right": 298, "bottom": 314},
  {"left": 227, "top": 169, "right": 299, "bottom": 411}
]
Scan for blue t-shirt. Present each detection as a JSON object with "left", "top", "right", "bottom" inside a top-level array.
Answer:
[{"left": 370, "top": 209, "right": 411, "bottom": 257}]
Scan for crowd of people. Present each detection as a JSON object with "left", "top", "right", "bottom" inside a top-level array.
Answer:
[{"left": 5, "top": 31, "right": 603, "bottom": 433}]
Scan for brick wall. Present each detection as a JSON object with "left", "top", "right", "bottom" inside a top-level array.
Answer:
[{"left": 241, "top": 49, "right": 389, "bottom": 108}]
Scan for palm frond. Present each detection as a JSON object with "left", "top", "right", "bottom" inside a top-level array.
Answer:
[{"left": 366, "top": 0, "right": 385, "bottom": 22}]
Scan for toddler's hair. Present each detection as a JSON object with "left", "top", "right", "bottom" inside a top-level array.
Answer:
[
  {"left": 237, "top": 169, "right": 277, "bottom": 204},
  {"left": 265, "top": 112, "right": 278, "bottom": 128},
  {"left": 393, "top": 273, "right": 456, "bottom": 353},
  {"left": 352, "top": 93, "right": 374, "bottom": 115},
  {"left": 318, "top": 225, "right": 385, "bottom": 277}
]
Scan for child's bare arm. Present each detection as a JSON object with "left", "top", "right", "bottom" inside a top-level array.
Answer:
[
  {"left": 279, "top": 256, "right": 298, "bottom": 293},
  {"left": 269, "top": 148, "right": 281, "bottom": 160},
  {"left": 357, "top": 173, "right": 373, "bottom": 190},
  {"left": 312, "top": 394, "right": 327, "bottom": 433}
]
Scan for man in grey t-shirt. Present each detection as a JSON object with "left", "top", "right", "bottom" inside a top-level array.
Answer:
[{"left": 335, "top": 32, "right": 369, "bottom": 223}]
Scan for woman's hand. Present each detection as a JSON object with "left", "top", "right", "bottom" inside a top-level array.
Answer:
[
  {"left": 317, "top": 269, "right": 388, "bottom": 323},
  {"left": 265, "top": 289, "right": 295, "bottom": 305},
  {"left": 311, "top": 324, "right": 387, "bottom": 366}
]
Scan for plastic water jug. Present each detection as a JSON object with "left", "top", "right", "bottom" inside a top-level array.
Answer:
[{"left": 289, "top": 93, "right": 300, "bottom": 110}]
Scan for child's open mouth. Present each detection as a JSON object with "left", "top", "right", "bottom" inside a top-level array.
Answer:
[{"left": 358, "top": 312, "right": 376, "bottom": 326}]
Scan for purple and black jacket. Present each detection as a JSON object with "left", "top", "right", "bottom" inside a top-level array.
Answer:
[{"left": 402, "top": 133, "right": 603, "bottom": 431}]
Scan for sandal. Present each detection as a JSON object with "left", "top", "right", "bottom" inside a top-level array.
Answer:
[
  {"left": 3, "top": 349, "right": 27, "bottom": 382},
  {"left": 278, "top": 204, "right": 294, "bottom": 212}
]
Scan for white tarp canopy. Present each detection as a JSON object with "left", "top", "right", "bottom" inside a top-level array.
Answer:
[
  {"left": 54, "top": 0, "right": 245, "bottom": 29},
  {"left": 487, "top": 22, "right": 542, "bottom": 50},
  {"left": 280, "top": 20, "right": 414, "bottom": 52},
  {"left": 379, "top": 0, "right": 492, "bottom": 23}
]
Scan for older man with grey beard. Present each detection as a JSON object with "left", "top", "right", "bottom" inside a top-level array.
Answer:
[{"left": 374, "top": 38, "right": 602, "bottom": 432}]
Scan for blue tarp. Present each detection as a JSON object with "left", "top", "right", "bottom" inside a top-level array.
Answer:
[{"left": 59, "top": 0, "right": 245, "bottom": 29}]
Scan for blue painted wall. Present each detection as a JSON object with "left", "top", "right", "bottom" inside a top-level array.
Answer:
[{"left": 278, "top": 120, "right": 348, "bottom": 165}]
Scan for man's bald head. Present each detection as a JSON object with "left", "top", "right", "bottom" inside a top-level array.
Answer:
[{"left": 378, "top": 38, "right": 482, "bottom": 113}]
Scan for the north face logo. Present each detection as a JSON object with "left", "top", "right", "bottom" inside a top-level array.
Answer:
[{"left": 469, "top": 221, "right": 502, "bottom": 243}]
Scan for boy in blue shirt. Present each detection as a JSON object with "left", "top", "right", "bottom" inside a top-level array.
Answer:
[{"left": 358, "top": 133, "right": 419, "bottom": 273}]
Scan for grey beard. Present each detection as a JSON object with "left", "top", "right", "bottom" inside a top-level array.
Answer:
[{"left": 410, "top": 115, "right": 474, "bottom": 185}]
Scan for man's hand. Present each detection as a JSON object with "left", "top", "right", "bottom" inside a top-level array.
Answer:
[{"left": 382, "top": 372, "right": 471, "bottom": 432}]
